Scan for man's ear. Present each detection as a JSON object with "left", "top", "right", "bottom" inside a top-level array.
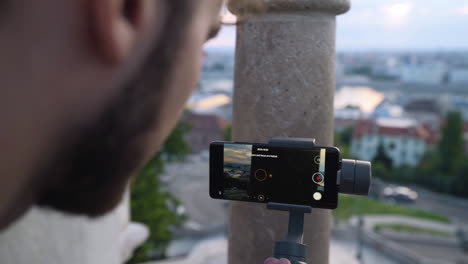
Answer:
[{"left": 88, "top": 0, "right": 161, "bottom": 64}]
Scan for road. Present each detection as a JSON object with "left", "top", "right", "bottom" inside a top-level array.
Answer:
[
  {"left": 355, "top": 215, "right": 466, "bottom": 263},
  {"left": 408, "top": 185, "right": 468, "bottom": 228},
  {"left": 161, "top": 152, "right": 228, "bottom": 236}
]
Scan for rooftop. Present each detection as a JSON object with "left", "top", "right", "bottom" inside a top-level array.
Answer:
[{"left": 353, "top": 118, "right": 435, "bottom": 143}]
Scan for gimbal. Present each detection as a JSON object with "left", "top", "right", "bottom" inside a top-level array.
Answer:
[{"left": 267, "top": 138, "right": 372, "bottom": 264}]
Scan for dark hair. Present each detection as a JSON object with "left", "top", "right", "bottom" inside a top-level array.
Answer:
[{"left": 35, "top": 0, "right": 194, "bottom": 216}]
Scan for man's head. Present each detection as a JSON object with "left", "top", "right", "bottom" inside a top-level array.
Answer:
[{"left": 0, "top": 0, "right": 223, "bottom": 229}]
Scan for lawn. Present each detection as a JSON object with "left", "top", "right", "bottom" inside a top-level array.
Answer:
[
  {"left": 374, "top": 223, "right": 454, "bottom": 238},
  {"left": 333, "top": 195, "right": 450, "bottom": 223}
]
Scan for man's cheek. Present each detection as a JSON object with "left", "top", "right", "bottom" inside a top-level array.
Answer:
[{"left": 173, "top": 43, "right": 203, "bottom": 101}]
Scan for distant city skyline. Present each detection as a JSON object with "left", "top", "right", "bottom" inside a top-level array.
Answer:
[{"left": 205, "top": 0, "right": 468, "bottom": 51}]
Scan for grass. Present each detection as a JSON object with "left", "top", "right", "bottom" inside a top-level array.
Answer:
[
  {"left": 374, "top": 223, "right": 454, "bottom": 238},
  {"left": 333, "top": 195, "right": 450, "bottom": 223}
]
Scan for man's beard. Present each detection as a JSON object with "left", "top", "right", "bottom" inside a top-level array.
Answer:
[{"left": 35, "top": 1, "right": 192, "bottom": 217}]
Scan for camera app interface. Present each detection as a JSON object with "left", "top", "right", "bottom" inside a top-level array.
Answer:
[{"left": 222, "top": 143, "right": 329, "bottom": 205}]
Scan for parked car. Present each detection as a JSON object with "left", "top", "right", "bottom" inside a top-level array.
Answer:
[{"left": 382, "top": 186, "right": 418, "bottom": 203}]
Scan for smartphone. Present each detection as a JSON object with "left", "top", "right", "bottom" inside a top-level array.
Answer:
[{"left": 209, "top": 141, "right": 341, "bottom": 209}]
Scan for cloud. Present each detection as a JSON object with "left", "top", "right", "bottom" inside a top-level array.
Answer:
[
  {"left": 220, "top": 6, "right": 237, "bottom": 24},
  {"left": 224, "top": 144, "right": 252, "bottom": 164},
  {"left": 380, "top": 2, "right": 414, "bottom": 29},
  {"left": 416, "top": 8, "right": 433, "bottom": 15},
  {"left": 456, "top": 5, "right": 468, "bottom": 15},
  {"left": 207, "top": 0, "right": 468, "bottom": 51}
]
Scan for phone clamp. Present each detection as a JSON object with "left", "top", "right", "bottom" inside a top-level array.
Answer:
[
  {"left": 267, "top": 202, "right": 312, "bottom": 264},
  {"left": 268, "top": 137, "right": 316, "bottom": 148}
]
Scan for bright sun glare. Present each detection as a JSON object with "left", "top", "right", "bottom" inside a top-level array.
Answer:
[
  {"left": 220, "top": 6, "right": 237, "bottom": 25},
  {"left": 381, "top": 2, "right": 413, "bottom": 29}
]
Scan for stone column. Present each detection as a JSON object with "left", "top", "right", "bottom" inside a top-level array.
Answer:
[{"left": 228, "top": 1, "right": 350, "bottom": 264}]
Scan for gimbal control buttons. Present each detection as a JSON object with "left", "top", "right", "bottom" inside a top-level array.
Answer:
[
  {"left": 312, "top": 172, "right": 324, "bottom": 184},
  {"left": 254, "top": 169, "right": 268, "bottom": 182},
  {"left": 257, "top": 194, "right": 265, "bottom": 202}
]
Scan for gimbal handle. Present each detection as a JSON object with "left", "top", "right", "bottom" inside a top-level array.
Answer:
[{"left": 267, "top": 203, "right": 312, "bottom": 264}]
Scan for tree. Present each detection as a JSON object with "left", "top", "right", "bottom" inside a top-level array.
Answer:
[
  {"left": 372, "top": 161, "right": 392, "bottom": 181},
  {"left": 334, "top": 127, "right": 354, "bottom": 159},
  {"left": 339, "top": 126, "right": 354, "bottom": 146},
  {"left": 373, "top": 142, "right": 393, "bottom": 169},
  {"left": 412, "top": 111, "right": 467, "bottom": 196},
  {"left": 128, "top": 121, "right": 191, "bottom": 263},
  {"left": 438, "top": 111, "right": 465, "bottom": 175},
  {"left": 415, "top": 151, "right": 440, "bottom": 189},
  {"left": 160, "top": 120, "right": 191, "bottom": 161},
  {"left": 452, "top": 162, "right": 468, "bottom": 197},
  {"left": 224, "top": 123, "right": 232, "bottom": 141}
]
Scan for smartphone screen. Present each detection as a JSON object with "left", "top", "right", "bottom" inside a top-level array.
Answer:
[{"left": 209, "top": 141, "right": 340, "bottom": 209}]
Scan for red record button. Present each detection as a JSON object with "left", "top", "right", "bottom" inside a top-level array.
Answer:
[{"left": 312, "top": 172, "right": 324, "bottom": 184}]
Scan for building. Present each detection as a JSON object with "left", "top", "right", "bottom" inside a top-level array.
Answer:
[
  {"left": 334, "top": 106, "right": 364, "bottom": 132},
  {"left": 371, "top": 56, "right": 401, "bottom": 79},
  {"left": 351, "top": 118, "right": 435, "bottom": 167},
  {"left": 183, "top": 112, "right": 228, "bottom": 153},
  {"left": 400, "top": 63, "right": 448, "bottom": 85},
  {"left": 201, "top": 50, "right": 235, "bottom": 81},
  {"left": 449, "top": 67, "right": 468, "bottom": 84},
  {"left": 450, "top": 97, "right": 468, "bottom": 121},
  {"left": 403, "top": 98, "right": 444, "bottom": 129},
  {"left": 371, "top": 99, "right": 404, "bottom": 118}
]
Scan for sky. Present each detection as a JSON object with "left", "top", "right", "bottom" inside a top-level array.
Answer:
[
  {"left": 205, "top": 0, "right": 468, "bottom": 51},
  {"left": 224, "top": 144, "right": 252, "bottom": 164}
]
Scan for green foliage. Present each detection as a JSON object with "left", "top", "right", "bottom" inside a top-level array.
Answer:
[
  {"left": 411, "top": 111, "right": 468, "bottom": 196},
  {"left": 450, "top": 161, "right": 468, "bottom": 197},
  {"left": 128, "top": 121, "right": 191, "bottom": 264},
  {"left": 374, "top": 223, "right": 454, "bottom": 238},
  {"left": 417, "top": 151, "right": 440, "bottom": 180},
  {"left": 224, "top": 123, "right": 232, "bottom": 141},
  {"left": 413, "top": 151, "right": 447, "bottom": 192},
  {"left": 371, "top": 161, "right": 391, "bottom": 180},
  {"left": 438, "top": 111, "right": 465, "bottom": 175},
  {"left": 129, "top": 157, "right": 181, "bottom": 263},
  {"left": 373, "top": 142, "right": 393, "bottom": 169},
  {"left": 334, "top": 128, "right": 353, "bottom": 159},
  {"left": 349, "top": 66, "right": 372, "bottom": 76},
  {"left": 339, "top": 127, "right": 354, "bottom": 146},
  {"left": 160, "top": 121, "right": 191, "bottom": 161},
  {"left": 333, "top": 195, "right": 450, "bottom": 223}
]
